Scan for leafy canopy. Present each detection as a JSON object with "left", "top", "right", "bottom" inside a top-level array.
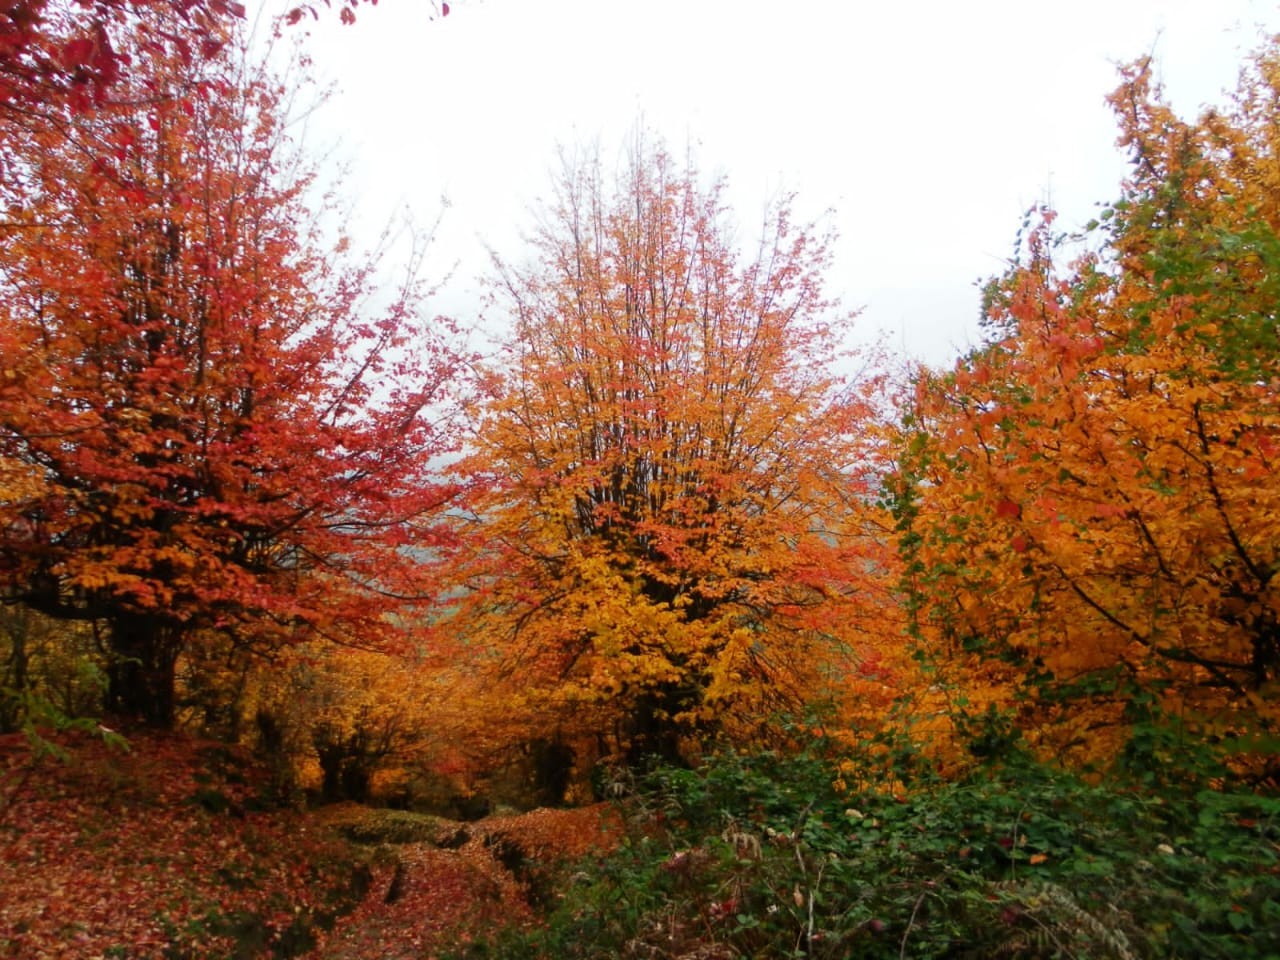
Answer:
[
  {"left": 445, "top": 138, "right": 895, "bottom": 764},
  {"left": 0, "top": 23, "right": 461, "bottom": 726},
  {"left": 893, "top": 46, "right": 1280, "bottom": 774}
]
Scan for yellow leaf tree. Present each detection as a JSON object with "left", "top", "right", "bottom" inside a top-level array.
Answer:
[{"left": 448, "top": 140, "right": 894, "bottom": 765}]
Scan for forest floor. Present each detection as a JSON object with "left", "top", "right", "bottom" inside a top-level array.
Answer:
[
  {"left": 301, "top": 803, "right": 622, "bottom": 960},
  {"left": 0, "top": 730, "right": 620, "bottom": 960}
]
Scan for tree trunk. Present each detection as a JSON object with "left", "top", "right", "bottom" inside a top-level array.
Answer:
[
  {"left": 624, "top": 685, "right": 698, "bottom": 768},
  {"left": 530, "top": 737, "right": 575, "bottom": 806},
  {"left": 105, "top": 612, "right": 181, "bottom": 727}
]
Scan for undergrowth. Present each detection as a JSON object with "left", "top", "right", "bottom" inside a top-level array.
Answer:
[{"left": 452, "top": 734, "right": 1280, "bottom": 959}]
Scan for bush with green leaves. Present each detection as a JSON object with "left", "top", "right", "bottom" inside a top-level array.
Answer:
[{"left": 452, "top": 741, "right": 1280, "bottom": 959}]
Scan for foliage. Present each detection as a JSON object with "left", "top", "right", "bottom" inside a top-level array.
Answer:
[
  {"left": 249, "top": 645, "right": 443, "bottom": 804},
  {"left": 0, "top": 0, "right": 242, "bottom": 114},
  {"left": 0, "top": 605, "right": 104, "bottom": 732},
  {"left": 891, "top": 43, "right": 1280, "bottom": 771},
  {"left": 0, "top": 731, "right": 372, "bottom": 959},
  {"left": 457, "top": 744, "right": 1280, "bottom": 960},
  {"left": 0, "top": 24, "right": 461, "bottom": 727},
  {"left": 446, "top": 136, "right": 895, "bottom": 765},
  {"left": 0, "top": 0, "right": 447, "bottom": 114}
]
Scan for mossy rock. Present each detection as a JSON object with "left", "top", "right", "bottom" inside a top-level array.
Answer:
[{"left": 336, "top": 808, "right": 468, "bottom": 846}]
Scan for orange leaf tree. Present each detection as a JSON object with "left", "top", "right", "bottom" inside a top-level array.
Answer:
[
  {"left": 893, "top": 47, "right": 1280, "bottom": 772},
  {"left": 0, "top": 26, "right": 460, "bottom": 727},
  {"left": 448, "top": 141, "right": 893, "bottom": 765}
]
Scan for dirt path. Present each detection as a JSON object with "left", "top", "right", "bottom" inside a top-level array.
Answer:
[{"left": 303, "top": 805, "right": 621, "bottom": 960}]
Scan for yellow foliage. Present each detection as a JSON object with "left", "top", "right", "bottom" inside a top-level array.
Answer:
[{"left": 443, "top": 139, "right": 899, "bottom": 763}]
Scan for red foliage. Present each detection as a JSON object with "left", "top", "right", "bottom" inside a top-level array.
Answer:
[
  {"left": 2, "top": 730, "right": 621, "bottom": 960},
  {"left": 307, "top": 844, "right": 532, "bottom": 960},
  {"left": 2, "top": 0, "right": 464, "bottom": 116},
  {"left": 0, "top": 27, "right": 463, "bottom": 725}
]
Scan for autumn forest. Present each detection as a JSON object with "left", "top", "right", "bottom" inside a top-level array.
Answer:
[{"left": 1, "top": 3, "right": 1278, "bottom": 958}]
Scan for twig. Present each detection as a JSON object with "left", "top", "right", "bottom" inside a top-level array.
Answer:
[{"left": 900, "top": 890, "right": 927, "bottom": 960}]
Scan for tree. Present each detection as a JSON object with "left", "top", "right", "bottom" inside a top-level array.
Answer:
[
  {"left": 1, "top": 0, "right": 243, "bottom": 113},
  {"left": 248, "top": 643, "right": 434, "bottom": 803},
  {"left": 448, "top": 140, "right": 892, "bottom": 764},
  {"left": 0, "top": 24, "right": 461, "bottom": 727},
  {"left": 893, "top": 47, "right": 1280, "bottom": 773},
  {"left": 1, "top": 0, "right": 449, "bottom": 114}
]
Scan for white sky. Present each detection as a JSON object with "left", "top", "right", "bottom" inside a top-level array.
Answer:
[{"left": 250, "top": 0, "right": 1278, "bottom": 367}]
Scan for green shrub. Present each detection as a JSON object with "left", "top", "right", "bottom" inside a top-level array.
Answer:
[{"left": 451, "top": 743, "right": 1280, "bottom": 959}]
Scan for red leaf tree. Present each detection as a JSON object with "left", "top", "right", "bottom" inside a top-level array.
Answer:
[{"left": 0, "top": 26, "right": 461, "bottom": 726}]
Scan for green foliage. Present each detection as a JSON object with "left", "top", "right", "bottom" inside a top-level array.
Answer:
[{"left": 455, "top": 745, "right": 1280, "bottom": 959}]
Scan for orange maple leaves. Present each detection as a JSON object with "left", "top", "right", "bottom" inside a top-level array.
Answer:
[
  {"left": 443, "top": 143, "right": 895, "bottom": 762},
  {"left": 896, "top": 49, "right": 1280, "bottom": 771}
]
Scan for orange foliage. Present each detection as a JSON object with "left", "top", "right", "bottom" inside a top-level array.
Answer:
[
  {"left": 248, "top": 644, "right": 446, "bottom": 803},
  {"left": 445, "top": 140, "right": 899, "bottom": 764},
  {"left": 895, "top": 48, "right": 1280, "bottom": 771}
]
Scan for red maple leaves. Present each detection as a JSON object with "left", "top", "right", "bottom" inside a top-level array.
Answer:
[{"left": 0, "top": 24, "right": 462, "bottom": 726}]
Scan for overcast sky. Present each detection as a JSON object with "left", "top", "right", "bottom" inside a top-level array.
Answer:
[{"left": 250, "top": 0, "right": 1278, "bottom": 367}]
